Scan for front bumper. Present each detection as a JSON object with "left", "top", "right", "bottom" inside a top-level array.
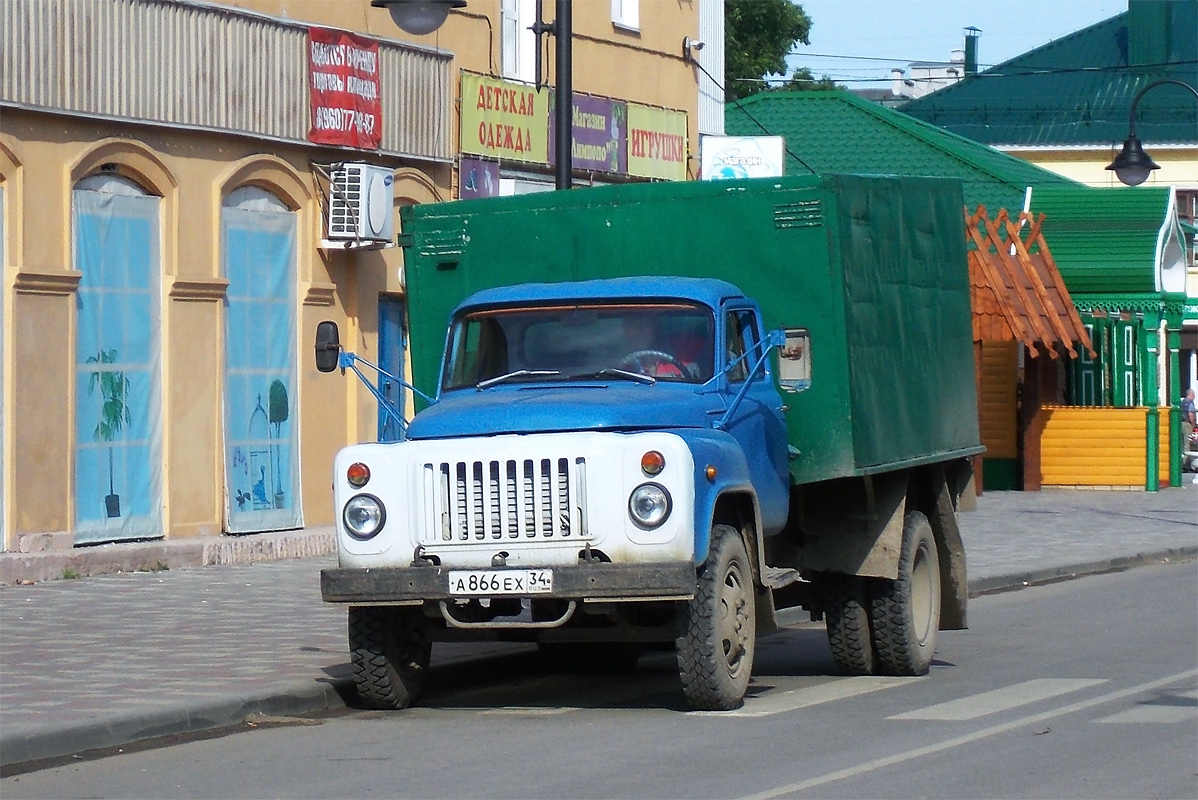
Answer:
[{"left": 321, "top": 561, "right": 697, "bottom": 604}]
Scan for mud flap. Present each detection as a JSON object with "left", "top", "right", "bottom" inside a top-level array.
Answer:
[{"left": 929, "top": 467, "right": 968, "bottom": 630}]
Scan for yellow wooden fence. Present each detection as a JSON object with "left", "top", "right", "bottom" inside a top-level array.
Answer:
[{"left": 1038, "top": 405, "right": 1171, "bottom": 487}]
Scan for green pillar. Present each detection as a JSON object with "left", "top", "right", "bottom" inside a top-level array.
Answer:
[
  {"left": 1142, "top": 313, "right": 1160, "bottom": 491},
  {"left": 1147, "top": 407, "right": 1160, "bottom": 491},
  {"left": 1168, "top": 328, "right": 1182, "bottom": 487}
]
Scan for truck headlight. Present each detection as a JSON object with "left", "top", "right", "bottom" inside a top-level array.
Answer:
[
  {"left": 343, "top": 494, "right": 386, "bottom": 539},
  {"left": 628, "top": 483, "right": 671, "bottom": 528}
]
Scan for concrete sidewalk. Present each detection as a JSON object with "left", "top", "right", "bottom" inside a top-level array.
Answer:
[{"left": 1, "top": 486, "right": 1194, "bottom": 770}]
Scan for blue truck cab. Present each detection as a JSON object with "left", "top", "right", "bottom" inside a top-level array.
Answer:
[{"left": 320, "top": 277, "right": 794, "bottom": 710}]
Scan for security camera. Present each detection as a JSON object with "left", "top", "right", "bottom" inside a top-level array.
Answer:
[{"left": 683, "top": 37, "right": 706, "bottom": 61}]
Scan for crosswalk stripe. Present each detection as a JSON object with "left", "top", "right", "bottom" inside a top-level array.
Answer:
[
  {"left": 738, "top": 669, "right": 1198, "bottom": 800},
  {"left": 699, "top": 676, "right": 920, "bottom": 718},
  {"left": 889, "top": 678, "right": 1107, "bottom": 721},
  {"left": 1096, "top": 688, "right": 1197, "bottom": 724}
]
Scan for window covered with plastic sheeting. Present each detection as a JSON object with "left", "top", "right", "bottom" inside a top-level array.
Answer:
[
  {"left": 72, "top": 181, "right": 164, "bottom": 544},
  {"left": 222, "top": 188, "right": 302, "bottom": 533}
]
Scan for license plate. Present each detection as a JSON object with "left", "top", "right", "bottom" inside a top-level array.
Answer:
[{"left": 447, "top": 569, "right": 553, "bottom": 596}]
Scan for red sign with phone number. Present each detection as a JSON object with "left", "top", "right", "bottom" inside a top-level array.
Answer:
[{"left": 307, "top": 27, "right": 382, "bottom": 150}]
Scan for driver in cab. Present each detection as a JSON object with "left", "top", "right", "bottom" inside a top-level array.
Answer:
[{"left": 619, "top": 315, "right": 701, "bottom": 380}]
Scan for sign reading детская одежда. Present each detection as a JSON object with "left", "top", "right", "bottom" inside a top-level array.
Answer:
[
  {"left": 460, "top": 72, "right": 549, "bottom": 164},
  {"left": 308, "top": 27, "right": 382, "bottom": 150}
]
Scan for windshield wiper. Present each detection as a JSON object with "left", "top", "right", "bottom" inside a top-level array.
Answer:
[
  {"left": 476, "top": 369, "right": 561, "bottom": 390},
  {"left": 567, "top": 368, "right": 656, "bottom": 385}
]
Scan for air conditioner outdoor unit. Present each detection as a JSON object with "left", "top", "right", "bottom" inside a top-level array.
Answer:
[{"left": 324, "top": 162, "right": 394, "bottom": 247}]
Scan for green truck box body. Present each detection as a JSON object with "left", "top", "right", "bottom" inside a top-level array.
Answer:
[{"left": 400, "top": 174, "right": 981, "bottom": 486}]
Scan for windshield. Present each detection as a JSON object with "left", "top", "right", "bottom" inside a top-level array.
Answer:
[{"left": 443, "top": 302, "right": 715, "bottom": 390}]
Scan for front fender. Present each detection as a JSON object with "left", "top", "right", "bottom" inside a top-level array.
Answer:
[{"left": 676, "top": 429, "right": 757, "bottom": 565}]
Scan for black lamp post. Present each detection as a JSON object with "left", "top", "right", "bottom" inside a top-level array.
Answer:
[
  {"left": 372, "top": 0, "right": 573, "bottom": 189},
  {"left": 1106, "top": 79, "right": 1198, "bottom": 186}
]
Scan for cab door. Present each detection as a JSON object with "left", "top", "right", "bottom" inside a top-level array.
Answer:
[{"left": 719, "top": 303, "right": 789, "bottom": 534}]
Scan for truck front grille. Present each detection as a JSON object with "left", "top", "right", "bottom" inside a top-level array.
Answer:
[{"left": 419, "top": 456, "right": 590, "bottom": 544}]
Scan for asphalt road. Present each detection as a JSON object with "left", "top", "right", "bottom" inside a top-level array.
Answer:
[{"left": 4, "top": 561, "right": 1195, "bottom": 800}]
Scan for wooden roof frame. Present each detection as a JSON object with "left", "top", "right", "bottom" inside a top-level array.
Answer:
[{"left": 966, "top": 205, "right": 1095, "bottom": 360}]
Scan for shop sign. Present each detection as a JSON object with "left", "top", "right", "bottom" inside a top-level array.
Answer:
[
  {"left": 549, "top": 93, "right": 627, "bottom": 174},
  {"left": 701, "top": 136, "right": 785, "bottom": 180},
  {"left": 460, "top": 157, "right": 501, "bottom": 199},
  {"left": 307, "top": 27, "right": 382, "bottom": 150},
  {"left": 460, "top": 73, "right": 548, "bottom": 164},
  {"left": 627, "top": 103, "right": 688, "bottom": 181},
  {"left": 1184, "top": 302, "right": 1198, "bottom": 319}
]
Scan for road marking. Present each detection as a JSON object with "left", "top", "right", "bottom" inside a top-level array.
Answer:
[
  {"left": 1097, "top": 688, "right": 1197, "bottom": 724},
  {"left": 736, "top": 669, "right": 1198, "bottom": 800},
  {"left": 697, "top": 676, "right": 920, "bottom": 718},
  {"left": 478, "top": 707, "right": 575, "bottom": 716},
  {"left": 889, "top": 678, "right": 1107, "bottom": 721}
]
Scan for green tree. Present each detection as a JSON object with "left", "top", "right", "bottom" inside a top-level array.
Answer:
[
  {"left": 725, "top": 0, "right": 812, "bottom": 101},
  {"left": 779, "top": 66, "right": 839, "bottom": 92}
]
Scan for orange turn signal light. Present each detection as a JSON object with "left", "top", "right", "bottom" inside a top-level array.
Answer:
[
  {"left": 640, "top": 450, "right": 665, "bottom": 476},
  {"left": 347, "top": 462, "right": 371, "bottom": 488},
  {"left": 705, "top": 465, "right": 717, "bottom": 481}
]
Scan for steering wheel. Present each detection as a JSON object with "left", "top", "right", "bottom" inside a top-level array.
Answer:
[{"left": 617, "top": 349, "right": 688, "bottom": 376}]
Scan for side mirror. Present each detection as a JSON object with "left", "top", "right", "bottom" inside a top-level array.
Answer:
[{"left": 315, "top": 321, "right": 342, "bottom": 373}]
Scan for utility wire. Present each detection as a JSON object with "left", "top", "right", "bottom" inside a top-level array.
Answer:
[
  {"left": 780, "top": 57, "right": 1198, "bottom": 83},
  {"left": 690, "top": 56, "right": 818, "bottom": 175}
]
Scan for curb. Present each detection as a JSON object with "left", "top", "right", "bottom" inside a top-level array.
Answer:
[
  {"left": 3, "top": 549, "right": 1196, "bottom": 771},
  {"left": 0, "top": 680, "right": 351, "bottom": 772},
  {"left": 968, "top": 545, "right": 1198, "bottom": 596},
  {"left": 0, "top": 528, "right": 336, "bottom": 585}
]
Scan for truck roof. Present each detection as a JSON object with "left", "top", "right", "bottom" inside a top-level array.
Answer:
[{"left": 453, "top": 276, "right": 745, "bottom": 315}]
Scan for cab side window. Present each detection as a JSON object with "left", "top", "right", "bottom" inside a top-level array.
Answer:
[{"left": 725, "top": 309, "right": 760, "bottom": 383}]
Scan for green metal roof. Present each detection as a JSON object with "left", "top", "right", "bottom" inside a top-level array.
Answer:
[
  {"left": 723, "top": 89, "right": 1077, "bottom": 213},
  {"left": 1030, "top": 185, "right": 1174, "bottom": 294},
  {"left": 901, "top": 1, "right": 1198, "bottom": 147}
]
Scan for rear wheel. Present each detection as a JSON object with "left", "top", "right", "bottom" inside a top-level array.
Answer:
[
  {"left": 677, "top": 525, "right": 756, "bottom": 710},
  {"left": 868, "top": 511, "right": 941, "bottom": 676},
  {"left": 824, "top": 575, "right": 876, "bottom": 675},
  {"left": 348, "top": 606, "right": 432, "bottom": 710}
]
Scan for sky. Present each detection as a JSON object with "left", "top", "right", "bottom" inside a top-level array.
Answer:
[{"left": 782, "top": 0, "right": 1129, "bottom": 88}]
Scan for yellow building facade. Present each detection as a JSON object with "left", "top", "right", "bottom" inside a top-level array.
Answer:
[{"left": 0, "top": 0, "right": 710, "bottom": 553}]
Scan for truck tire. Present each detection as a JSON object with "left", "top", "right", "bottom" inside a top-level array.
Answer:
[
  {"left": 824, "top": 575, "right": 876, "bottom": 675},
  {"left": 676, "top": 525, "right": 756, "bottom": 710},
  {"left": 868, "top": 511, "right": 941, "bottom": 676},
  {"left": 348, "top": 606, "right": 432, "bottom": 710}
]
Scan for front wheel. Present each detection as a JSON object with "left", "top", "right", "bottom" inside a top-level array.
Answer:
[
  {"left": 676, "top": 525, "right": 756, "bottom": 710},
  {"left": 868, "top": 511, "right": 941, "bottom": 676},
  {"left": 348, "top": 606, "right": 432, "bottom": 710}
]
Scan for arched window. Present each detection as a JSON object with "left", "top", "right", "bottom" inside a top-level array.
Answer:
[
  {"left": 221, "top": 185, "right": 301, "bottom": 532},
  {"left": 72, "top": 173, "right": 163, "bottom": 543}
]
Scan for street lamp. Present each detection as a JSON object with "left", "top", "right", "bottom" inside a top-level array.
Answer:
[
  {"left": 373, "top": 0, "right": 573, "bottom": 189},
  {"left": 1106, "top": 79, "right": 1198, "bottom": 186},
  {"left": 371, "top": 0, "right": 464, "bottom": 36}
]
